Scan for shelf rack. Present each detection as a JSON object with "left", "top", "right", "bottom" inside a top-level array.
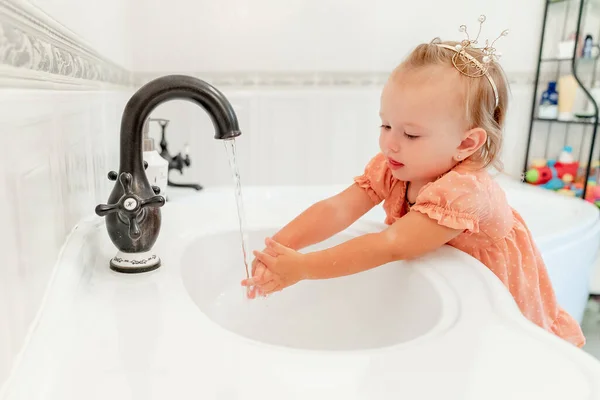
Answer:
[{"left": 523, "top": 0, "right": 600, "bottom": 201}]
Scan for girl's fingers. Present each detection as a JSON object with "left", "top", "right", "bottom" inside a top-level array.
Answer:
[
  {"left": 265, "top": 237, "right": 289, "bottom": 254},
  {"left": 258, "top": 280, "right": 279, "bottom": 294},
  {"left": 262, "top": 283, "right": 282, "bottom": 296},
  {"left": 253, "top": 250, "right": 276, "bottom": 267}
]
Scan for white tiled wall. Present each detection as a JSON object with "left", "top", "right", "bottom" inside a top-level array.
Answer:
[
  {"left": 0, "top": 88, "right": 132, "bottom": 389},
  {"left": 147, "top": 87, "right": 384, "bottom": 189},
  {"left": 147, "top": 81, "right": 535, "bottom": 190}
]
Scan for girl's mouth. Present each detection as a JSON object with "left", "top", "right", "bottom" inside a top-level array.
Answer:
[{"left": 387, "top": 158, "right": 404, "bottom": 170}]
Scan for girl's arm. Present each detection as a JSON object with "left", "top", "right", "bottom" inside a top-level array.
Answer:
[
  {"left": 245, "top": 183, "right": 378, "bottom": 297},
  {"left": 302, "top": 210, "right": 463, "bottom": 279},
  {"left": 251, "top": 211, "right": 465, "bottom": 291},
  {"left": 269, "top": 183, "right": 377, "bottom": 251}
]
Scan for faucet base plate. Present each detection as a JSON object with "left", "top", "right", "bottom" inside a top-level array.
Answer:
[{"left": 109, "top": 250, "right": 161, "bottom": 274}]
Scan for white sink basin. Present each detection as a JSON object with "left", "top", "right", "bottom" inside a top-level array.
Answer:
[{"left": 181, "top": 228, "right": 443, "bottom": 351}]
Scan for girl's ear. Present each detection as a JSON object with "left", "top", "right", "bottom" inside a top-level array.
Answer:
[{"left": 456, "top": 127, "right": 487, "bottom": 159}]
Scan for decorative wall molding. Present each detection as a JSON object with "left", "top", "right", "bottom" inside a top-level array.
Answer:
[
  {"left": 135, "top": 70, "right": 537, "bottom": 88},
  {"left": 0, "top": 63, "right": 132, "bottom": 90},
  {"left": 0, "top": 0, "right": 133, "bottom": 87},
  {"left": 0, "top": 0, "right": 537, "bottom": 90},
  {"left": 134, "top": 71, "right": 393, "bottom": 88}
]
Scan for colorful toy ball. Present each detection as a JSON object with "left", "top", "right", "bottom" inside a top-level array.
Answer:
[{"left": 525, "top": 167, "right": 552, "bottom": 184}]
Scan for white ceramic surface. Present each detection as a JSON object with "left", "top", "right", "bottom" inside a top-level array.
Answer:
[
  {"left": 0, "top": 88, "right": 130, "bottom": 390},
  {"left": 2, "top": 185, "right": 600, "bottom": 400},
  {"left": 182, "top": 229, "right": 443, "bottom": 351}
]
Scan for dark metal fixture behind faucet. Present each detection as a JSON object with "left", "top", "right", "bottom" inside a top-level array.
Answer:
[{"left": 148, "top": 118, "right": 203, "bottom": 191}]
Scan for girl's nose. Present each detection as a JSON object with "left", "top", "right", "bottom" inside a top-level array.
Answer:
[{"left": 386, "top": 138, "right": 399, "bottom": 153}]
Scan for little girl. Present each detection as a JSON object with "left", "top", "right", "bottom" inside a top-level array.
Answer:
[{"left": 241, "top": 22, "right": 586, "bottom": 348}]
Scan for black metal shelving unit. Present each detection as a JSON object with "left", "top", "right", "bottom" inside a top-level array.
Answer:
[{"left": 523, "top": 0, "right": 600, "bottom": 202}]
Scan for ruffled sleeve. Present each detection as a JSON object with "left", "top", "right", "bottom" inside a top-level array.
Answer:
[
  {"left": 410, "top": 170, "right": 489, "bottom": 234},
  {"left": 353, "top": 153, "right": 395, "bottom": 205}
]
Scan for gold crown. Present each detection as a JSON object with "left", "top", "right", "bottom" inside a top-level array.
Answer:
[{"left": 434, "top": 15, "right": 508, "bottom": 107}]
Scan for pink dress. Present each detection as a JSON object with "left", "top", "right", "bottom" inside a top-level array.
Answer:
[{"left": 354, "top": 152, "right": 585, "bottom": 347}]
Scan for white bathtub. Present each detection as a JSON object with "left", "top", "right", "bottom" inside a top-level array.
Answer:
[{"left": 2, "top": 178, "right": 600, "bottom": 400}]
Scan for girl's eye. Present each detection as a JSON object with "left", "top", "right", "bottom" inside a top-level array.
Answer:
[
  {"left": 380, "top": 124, "right": 391, "bottom": 131},
  {"left": 404, "top": 132, "right": 419, "bottom": 140}
]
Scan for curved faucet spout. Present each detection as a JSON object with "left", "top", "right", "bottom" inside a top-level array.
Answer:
[{"left": 120, "top": 74, "right": 241, "bottom": 173}]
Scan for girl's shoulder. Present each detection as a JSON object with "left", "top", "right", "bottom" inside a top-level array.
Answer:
[
  {"left": 411, "top": 166, "right": 496, "bottom": 235},
  {"left": 420, "top": 164, "right": 492, "bottom": 197},
  {"left": 354, "top": 152, "right": 397, "bottom": 204}
]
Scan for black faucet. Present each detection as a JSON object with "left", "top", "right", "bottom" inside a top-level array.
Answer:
[
  {"left": 94, "top": 75, "right": 241, "bottom": 273},
  {"left": 149, "top": 118, "right": 203, "bottom": 191}
]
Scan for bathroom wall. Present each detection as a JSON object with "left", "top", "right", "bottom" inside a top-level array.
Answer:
[
  {"left": 130, "top": 0, "right": 541, "bottom": 74},
  {"left": 145, "top": 83, "right": 534, "bottom": 189},
  {"left": 133, "top": 0, "right": 548, "bottom": 182},
  {"left": 0, "top": 0, "right": 132, "bottom": 391}
]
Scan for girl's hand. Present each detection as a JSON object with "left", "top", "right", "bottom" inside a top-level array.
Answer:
[
  {"left": 243, "top": 238, "right": 306, "bottom": 296},
  {"left": 246, "top": 262, "right": 277, "bottom": 299},
  {"left": 243, "top": 248, "right": 277, "bottom": 299}
]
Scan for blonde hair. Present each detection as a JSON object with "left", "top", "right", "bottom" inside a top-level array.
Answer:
[{"left": 393, "top": 39, "right": 510, "bottom": 171}]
